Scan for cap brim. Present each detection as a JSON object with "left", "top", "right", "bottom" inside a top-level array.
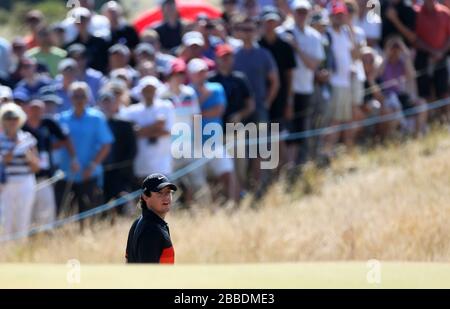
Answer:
[{"left": 155, "top": 182, "right": 178, "bottom": 192}]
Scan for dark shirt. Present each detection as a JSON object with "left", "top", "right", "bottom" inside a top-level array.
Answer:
[
  {"left": 23, "top": 118, "right": 68, "bottom": 178},
  {"left": 153, "top": 20, "right": 184, "bottom": 51},
  {"left": 110, "top": 24, "right": 141, "bottom": 50},
  {"left": 209, "top": 71, "right": 253, "bottom": 124},
  {"left": 126, "top": 206, "right": 175, "bottom": 264},
  {"left": 259, "top": 35, "right": 296, "bottom": 110},
  {"left": 66, "top": 34, "right": 110, "bottom": 73},
  {"left": 381, "top": 0, "right": 416, "bottom": 48}
]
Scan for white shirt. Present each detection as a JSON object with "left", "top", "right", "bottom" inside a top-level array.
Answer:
[
  {"left": 120, "top": 100, "right": 175, "bottom": 177},
  {"left": 0, "top": 131, "right": 37, "bottom": 182},
  {"left": 355, "top": 13, "right": 382, "bottom": 41},
  {"left": 158, "top": 84, "right": 202, "bottom": 159},
  {"left": 283, "top": 25, "right": 325, "bottom": 95},
  {"left": 158, "top": 84, "right": 200, "bottom": 132},
  {"left": 329, "top": 27, "right": 354, "bottom": 88},
  {"left": 351, "top": 25, "right": 367, "bottom": 83}
]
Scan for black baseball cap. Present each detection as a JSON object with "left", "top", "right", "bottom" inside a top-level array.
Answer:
[{"left": 142, "top": 173, "right": 178, "bottom": 193}]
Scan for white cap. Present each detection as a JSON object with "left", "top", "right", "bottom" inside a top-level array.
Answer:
[
  {"left": 187, "top": 58, "right": 208, "bottom": 74},
  {"left": 138, "top": 76, "right": 161, "bottom": 90},
  {"left": 0, "top": 86, "right": 13, "bottom": 100},
  {"left": 182, "top": 31, "right": 205, "bottom": 47},
  {"left": 291, "top": 0, "right": 312, "bottom": 10},
  {"left": 72, "top": 7, "right": 92, "bottom": 19}
]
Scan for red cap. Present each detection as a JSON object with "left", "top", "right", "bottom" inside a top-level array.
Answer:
[
  {"left": 331, "top": 1, "right": 348, "bottom": 15},
  {"left": 170, "top": 58, "right": 187, "bottom": 74},
  {"left": 215, "top": 44, "right": 234, "bottom": 58}
]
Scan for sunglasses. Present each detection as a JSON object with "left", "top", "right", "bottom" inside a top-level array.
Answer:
[
  {"left": 71, "top": 94, "right": 87, "bottom": 100},
  {"left": 237, "top": 27, "right": 255, "bottom": 32}
]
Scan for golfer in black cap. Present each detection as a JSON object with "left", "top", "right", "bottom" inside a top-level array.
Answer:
[{"left": 125, "top": 173, "right": 178, "bottom": 264}]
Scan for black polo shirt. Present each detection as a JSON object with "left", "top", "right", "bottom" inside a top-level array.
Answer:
[
  {"left": 153, "top": 20, "right": 184, "bottom": 51},
  {"left": 126, "top": 206, "right": 175, "bottom": 264},
  {"left": 259, "top": 35, "right": 296, "bottom": 118},
  {"left": 381, "top": 0, "right": 416, "bottom": 48},
  {"left": 23, "top": 118, "right": 68, "bottom": 178},
  {"left": 66, "top": 34, "right": 110, "bottom": 73}
]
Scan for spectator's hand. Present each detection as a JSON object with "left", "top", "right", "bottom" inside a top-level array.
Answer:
[
  {"left": 71, "top": 158, "right": 81, "bottom": 173},
  {"left": 316, "top": 69, "right": 329, "bottom": 83},
  {"left": 155, "top": 119, "right": 166, "bottom": 130},
  {"left": 284, "top": 34, "right": 299, "bottom": 52},
  {"left": 386, "top": 7, "right": 399, "bottom": 22},
  {"left": 2, "top": 151, "right": 14, "bottom": 164},
  {"left": 284, "top": 101, "right": 294, "bottom": 121},
  {"left": 229, "top": 113, "right": 242, "bottom": 123},
  {"left": 82, "top": 165, "right": 95, "bottom": 181},
  {"left": 24, "top": 150, "right": 39, "bottom": 165},
  {"left": 431, "top": 50, "right": 444, "bottom": 63}
]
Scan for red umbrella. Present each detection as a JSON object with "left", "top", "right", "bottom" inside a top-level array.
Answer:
[{"left": 134, "top": 0, "right": 222, "bottom": 34}]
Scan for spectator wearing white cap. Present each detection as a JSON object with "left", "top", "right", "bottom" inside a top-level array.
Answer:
[
  {"left": 61, "top": 0, "right": 111, "bottom": 44},
  {"left": 188, "top": 58, "right": 238, "bottom": 203},
  {"left": 179, "top": 31, "right": 216, "bottom": 71},
  {"left": 0, "top": 102, "right": 40, "bottom": 238},
  {"left": 108, "top": 44, "right": 139, "bottom": 85},
  {"left": 120, "top": 76, "right": 175, "bottom": 181},
  {"left": 159, "top": 59, "right": 210, "bottom": 205},
  {"left": 280, "top": 0, "right": 325, "bottom": 165},
  {"left": 65, "top": 7, "right": 110, "bottom": 73}
]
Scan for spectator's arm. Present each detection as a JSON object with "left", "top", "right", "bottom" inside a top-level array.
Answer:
[
  {"left": 266, "top": 70, "right": 280, "bottom": 109},
  {"left": 415, "top": 38, "right": 435, "bottom": 54},
  {"left": 284, "top": 68, "right": 295, "bottom": 120},
  {"left": 386, "top": 6, "right": 417, "bottom": 44},
  {"left": 91, "top": 144, "right": 111, "bottom": 167},
  {"left": 293, "top": 46, "right": 321, "bottom": 71},
  {"left": 136, "top": 121, "right": 170, "bottom": 138},
  {"left": 26, "top": 147, "right": 41, "bottom": 174},
  {"left": 124, "top": 123, "right": 138, "bottom": 161},
  {"left": 201, "top": 104, "right": 225, "bottom": 118}
]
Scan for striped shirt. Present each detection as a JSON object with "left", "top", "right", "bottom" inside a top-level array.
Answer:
[{"left": 0, "top": 130, "right": 37, "bottom": 181}]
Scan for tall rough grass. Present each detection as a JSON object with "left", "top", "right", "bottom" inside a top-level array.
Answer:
[{"left": 1, "top": 127, "right": 450, "bottom": 263}]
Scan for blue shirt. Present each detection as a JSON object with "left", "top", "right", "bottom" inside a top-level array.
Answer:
[
  {"left": 194, "top": 82, "right": 227, "bottom": 142},
  {"left": 83, "top": 68, "right": 107, "bottom": 102},
  {"left": 57, "top": 107, "right": 114, "bottom": 183},
  {"left": 54, "top": 68, "right": 106, "bottom": 112},
  {"left": 233, "top": 44, "right": 277, "bottom": 121},
  {"left": 14, "top": 76, "right": 53, "bottom": 100}
]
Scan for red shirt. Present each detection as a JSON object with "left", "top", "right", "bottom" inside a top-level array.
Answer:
[
  {"left": 415, "top": 3, "right": 450, "bottom": 50},
  {"left": 24, "top": 34, "right": 38, "bottom": 50}
]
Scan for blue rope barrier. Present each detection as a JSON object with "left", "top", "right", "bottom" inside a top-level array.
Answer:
[{"left": 0, "top": 96, "right": 448, "bottom": 243}]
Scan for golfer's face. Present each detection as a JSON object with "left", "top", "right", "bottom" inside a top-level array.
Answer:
[{"left": 151, "top": 187, "right": 173, "bottom": 214}]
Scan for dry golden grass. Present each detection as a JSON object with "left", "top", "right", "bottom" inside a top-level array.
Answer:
[{"left": 1, "top": 127, "right": 450, "bottom": 264}]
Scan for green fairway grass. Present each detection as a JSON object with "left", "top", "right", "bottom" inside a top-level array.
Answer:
[{"left": 0, "top": 262, "right": 449, "bottom": 288}]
